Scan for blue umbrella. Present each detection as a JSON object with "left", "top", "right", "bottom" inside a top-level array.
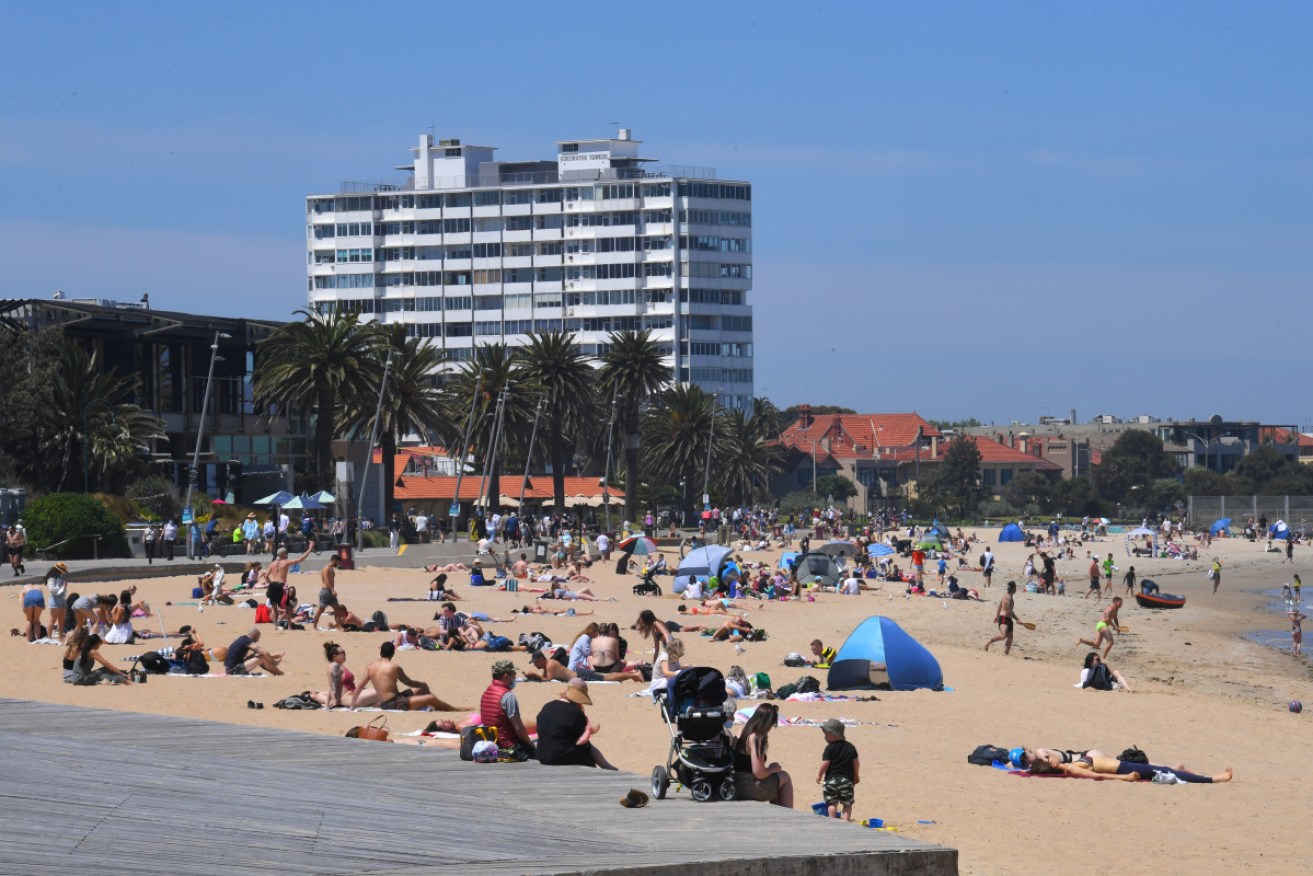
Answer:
[
  {"left": 282, "top": 495, "right": 324, "bottom": 510},
  {"left": 1209, "top": 518, "right": 1232, "bottom": 535},
  {"left": 255, "top": 490, "right": 294, "bottom": 506},
  {"left": 307, "top": 490, "right": 336, "bottom": 505},
  {"left": 867, "top": 543, "right": 895, "bottom": 557}
]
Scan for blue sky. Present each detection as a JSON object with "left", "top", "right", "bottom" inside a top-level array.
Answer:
[{"left": 2, "top": 2, "right": 1309, "bottom": 427}]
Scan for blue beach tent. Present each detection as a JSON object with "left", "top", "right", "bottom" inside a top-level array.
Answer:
[
  {"left": 999, "top": 523, "right": 1024, "bottom": 542},
  {"left": 674, "top": 545, "right": 733, "bottom": 594},
  {"left": 1210, "top": 518, "right": 1232, "bottom": 536},
  {"left": 826, "top": 616, "right": 944, "bottom": 692}
]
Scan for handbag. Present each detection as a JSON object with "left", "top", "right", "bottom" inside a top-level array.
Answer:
[{"left": 356, "top": 715, "right": 390, "bottom": 742}]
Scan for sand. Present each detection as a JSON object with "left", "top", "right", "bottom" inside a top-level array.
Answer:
[{"left": 3, "top": 528, "right": 1308, "bottom": 875}]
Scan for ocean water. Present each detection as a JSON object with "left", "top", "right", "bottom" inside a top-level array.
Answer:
[{"left": 1244, "top": 588, "right": 1303, "bottom": 654}]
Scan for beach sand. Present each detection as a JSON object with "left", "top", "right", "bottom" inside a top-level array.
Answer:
[{"left": 4, "top": 528, "right": 1308, "bottom": 875}]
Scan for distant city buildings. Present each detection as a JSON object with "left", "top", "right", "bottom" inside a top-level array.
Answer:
[{"left": 306, "top": 130, "right": 755, "bottom": 410}]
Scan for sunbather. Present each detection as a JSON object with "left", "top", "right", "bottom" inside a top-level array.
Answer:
[{"left": 1029, "top": 751, "right": 1231, "bottom": 783}]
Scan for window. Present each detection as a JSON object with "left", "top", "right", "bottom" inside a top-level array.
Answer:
[
  {"left": 473, "top": 191, "right": 500, "bottom": 206},
  {"left": 475, "top": 321, "right": 502, "bottom": 336},
  {"left": 473, "top": 243, "right": 502, "bottom": 258},
  {"left": 445, "top": 322, "right": 472, "bottom": 337},
  {"left": 536, "top": 188, "right": 562, "bottom": 203},
  {"left": 443, "top": 218, "right": 472, "bottom": 234},
  {"left": 473, "top": 295, "right": 502, "bottom": 310},
  {"left": 506, "top": 216, "right": 533, "bottom": 231},
  {"left": 678, "top": 182, "right": 751, "bottom": 200},
  {"left": 444, "top": 296, "right": 473, "bottom": 311},
  {"left": 472, "top": 269, "right": 502, "bottom": 285},
  {"left": 504, "top": 189, "right": 533, "bottom": 205},
  {"left": 504, "top": 293, "right": 532, "bottom": 310},
  {"left": 474, "top": 217, "right": 503, "bottom": 232}
]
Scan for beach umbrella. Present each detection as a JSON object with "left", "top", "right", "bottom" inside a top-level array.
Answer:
[
  {"left": 282, "top": 495, "right": 324, "bottom": 511},
  {"left": 1210, "top": 518, "right": 1232, "bottom": 535},
  {"left": 819, "top": 540, "right": 857, "bottom": 559},
  {"left": 866, "top": 543, "right": 895, "bottom": 557},
  {"left": 211, "top": 498, "right": 228, "bottom": 505},
  {"left": 1127, "top": 527, "right": 1156, "bottom": 537},
  {"left": 617, "top": 535, "right": 659, "bottom": 556},
  {"left": 308, "top": 490, "right": 336, "bottom": 505},
  {"left": 255, "top": 490, "right": 294, "bottom": 506}
]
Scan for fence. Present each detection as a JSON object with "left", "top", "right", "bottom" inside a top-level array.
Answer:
[{"left": 1187, "top": 496, "right": 1313, "bottom": 527}]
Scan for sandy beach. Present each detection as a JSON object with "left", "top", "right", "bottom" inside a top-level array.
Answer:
[{"left": 4, "top": 527, "right": 1308, "bottom": 875}]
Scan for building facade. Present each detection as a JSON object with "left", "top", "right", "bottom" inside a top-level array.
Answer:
[{"left": 306, "top": 130, "right": 755, "bottom": 410}]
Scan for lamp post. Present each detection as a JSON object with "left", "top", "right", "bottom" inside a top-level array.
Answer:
[
  {"left": 1185, "top": 431, "right": 1218, "bottom": 472},
  {"left": 181, "top": 331, "right": 231, "bottom": 522},
  {"left": 450, "top": 370, "right": 486, "bottom": 537},
  {"left": 81, "top": 399, "right": 116, "bottom": 493},
  {"left": 519, "top": 395, "right": 545, "bottom": 512},
  {"left": 357, "top": 351, "right": 394, "bottom": 553},
  {"left": 602, "top": 388, "right": 618, "bottom": 532},
  {"left": 701, "top": 392, "right": 718, "bottom": 515}
]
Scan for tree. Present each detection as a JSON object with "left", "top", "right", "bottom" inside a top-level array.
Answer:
[
  {"left": 1002, "top": 471, "right": 1054, "bottom": 514},
  {"left": 0, "top": 326, "right": 63, "bottom": 490},
  {"left": 937, "top": 436, "right": 985, "bottom": 516},
  {"left": 814, "top": 473, "right": 858, "bottom": 503},
  {"left": 1091, "top": 431, "right": 1178, "bottom": 504},
  {"left": 514, "top": 331, "right": 596, "bottom": 511},
  {"left": 779, "top": 403, "right": 856, "bottom": 430},
  {"left": 641, "top": 384, "right": 723, "bottom": 516},
  {"left": 929, "top": 417, "right": 982, "bottom": 430},
  {"left": 253, "top": 310, "right": 383, "bottom": 489},
  {"left": 749, "top": 397, "right": 786, "bottom": 440},
  {"left": 718, "top": 408, "right": 783, "bottom": 505},
  {"left": 346, "top": 326, "right": 448, "bottom": 521},
  {"left": 598, "top": 330, "right": 671, "bottom": 523},
  {"left": 1230, "top": 446, "right": 1308, "bottom": 492},
  {"left": 24, "top": 493, "right": 130, "bottom": 559}
]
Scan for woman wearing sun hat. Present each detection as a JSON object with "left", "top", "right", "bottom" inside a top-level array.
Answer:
[{"left": 534, "top": 679, "right": 617, "bottom": 769}]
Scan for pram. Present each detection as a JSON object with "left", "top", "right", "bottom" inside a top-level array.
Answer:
[{"left": 651, "top": 667, "right": 737, "bottom": 802}]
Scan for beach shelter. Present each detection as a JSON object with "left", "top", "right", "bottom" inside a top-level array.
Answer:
[
  {"left": 827, "top": 616, "right": 944, "bottom": 692},
  {"left": 778, "top": 551, "right": 801, "bottom": 572},
  {"left": 1210, "top": 518, "right": 1232, "bottom": 535},
  {"left": 915, "top": 537, "right": 943, "bottom": 551},
  {"left": 617, "top": 535, "right": 660, "bottom": 556},
  {"left": 1270, "top": 520, "right": 1290, "bottom": 539},
  {"left": 866, "top": 543, "right": 894, "bottom": 558},
  {"left": 282, "top": 495, "right": 324, "bottom": 511},
  {"left": 1127, "top": 527, "right": 1156, "bottom": 537},
  {"left": 674, "top": 544, "right": 733, "bottom": 593},
  {"left": 791, "top": 551, "right": 842, "bottom": 588},
  {"left": 998, "top": 523, "right": 1024, "bottom": 543}
]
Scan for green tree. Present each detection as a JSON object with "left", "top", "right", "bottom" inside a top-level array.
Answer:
[
  {"left": 779, "top": 403, "right": 856, "bottom": 430},
  {"left": 0, "top": 326, "right": 63, "bottom": 489},
  {"left": 814, "top": 473, "right": 858, "bottom": 502},
  {"left": 253, "top": 310, "right": 383, "bottom": 489},
  {"left": 718, "top": 408, "right": 783, "bottom": 505},
  {"left": 1230, "top": 446, "right": 1310, "bottom": 492},
  {"left": 1091, "top": 431, "right": 1178, "bottom": 504},
  {"left": 937, "top": 435, "right": 985, "bottom": 516},
  {"left": 598, "top": 330, "right": 671, "bottom": 523},
  {"left": 1002, "top": 471, "right": 1054, "bottom": 513},
  {"left": 749, "top": 397, "right": 786, "bottom": 440},
  {"left": 514, "top": 331, "right": 596, "bottom": 511},
  {"left": 641, "top": 384, "right": 723, "bottom": 516}
]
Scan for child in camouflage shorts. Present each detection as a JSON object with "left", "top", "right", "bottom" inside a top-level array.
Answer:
[{"left": 816, "top": 718, "right": 860, "bottom": 820}]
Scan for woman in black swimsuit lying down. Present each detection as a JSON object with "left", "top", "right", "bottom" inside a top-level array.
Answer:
[{"left": 1028, "top": 750, "right": 1232, "bottom": 783}]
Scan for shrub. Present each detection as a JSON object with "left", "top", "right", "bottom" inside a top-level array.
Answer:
[
  {"left": 125, "top": 475, "right": 179, "bottom": 522},
  {"left": 23, "top": 493, "right": 131, "bottom": 560}
]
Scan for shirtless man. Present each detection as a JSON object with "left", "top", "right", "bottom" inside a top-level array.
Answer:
[
  {"left": 1083, "top": 556, "right": 1102, "bottom": 601},
  {"left": 525, "top": 647, "right": 644, "bottom": 682},
  {"left": 511, "top": 553, "right": 530, "bottom": 579},
  {"left": 312, "top": 554, "right": 341, "bottom": 631},
  {"left": 985, "top": 581, "right": 1024, "bottom": 655},
  {"left": 267, "top": 541, "right": 314, "bottom": 628},
  {"left": 1078, "top": 597, "right": 1123, "bottom": 659},
  {"left": 352, "top": 641, "right": 464, "bottom": 711}
]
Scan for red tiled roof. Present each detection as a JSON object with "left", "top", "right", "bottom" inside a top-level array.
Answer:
[
  {"left": 779, "top": 413, "right": 941, "bottom": 460},
  {"left": 395, "top": 475, "right": 623, "bottom": 502},
  {"left": 1260, "top": 427, "right": 1313, "bottom": 451},
  {"left": 371, "top": 445, "right": 453, "bottom": 465},
  {"left": 927, "top": 436, "right": 1063, "bottom": 470}
]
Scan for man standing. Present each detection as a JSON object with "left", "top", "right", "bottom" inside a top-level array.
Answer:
[
  {"left": 267, "top": 540, "right": 314, "bottom": 629},
  {"left": 596, "top": 531, "right": 611, "bottom": 562},
  {"left": 143, "top": 524, "right": 156, "bottom": 565},
  {"left": 1101, "top": 553, "right": 1116, "bottom": 597},
  {"left": 981, "top": 547, "right": 994, "bottom": 588},
  {"left": 313, "top": 553, "right": 341, "bottom": 631},
  {"left": 415, "top": 511, "right": 429, "bottom": 544},
  {"left": 352, "top": 641, "right": 462, "bottom": 711},
  {"left": 985, "top": 581, "right": 1024, "bottom": 656},
  {"left": 480, "top": 660, "right": 535, "bottom": 757},
  {"left": 1084, "top": 555, "right": 1102, "bottom": 601},
  {"left": 162, "top": 519, "right": 178, "bottom": 561},
  {"left": 277, "top": 508, "right": 290, "bottom": 551}
]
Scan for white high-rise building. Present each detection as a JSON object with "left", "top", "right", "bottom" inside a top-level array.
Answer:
[{"left": 306, "top": 130, "right": 754, "bottom": 409}]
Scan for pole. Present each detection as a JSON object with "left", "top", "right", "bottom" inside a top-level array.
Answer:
[
  {"left": 702, "top": 392, "right": 717, "bottom": 511},
  {"left": 602, "top": 388, "right": 618, "bottom": 532},
  {"left": 519, "top": 395, "right": 544, "bottom": 511},
  {"left": 478, "top": 386, "right": 509, "bottom": 518},
  {"left": 450, "top": 371, "right": 484, "bottom": 538},
  {"left": 182, "top": 331, "right": 229, "bottom": 522},
  {"left": 357, "top": 351, "right": 394, "bottom": 553}
]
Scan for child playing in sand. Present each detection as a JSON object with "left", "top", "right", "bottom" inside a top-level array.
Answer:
[{"left": 816, "top": 718, "right": 860, "bottom": 821}]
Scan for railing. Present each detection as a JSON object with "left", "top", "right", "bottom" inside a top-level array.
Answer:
[
  {"left": 333, "top": 165, "right": 722, "bottom": 196},
  {"left": 1187, "top": 495, "right": 1313, "bottom": 527}
]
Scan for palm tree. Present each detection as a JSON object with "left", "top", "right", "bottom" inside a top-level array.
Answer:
[
  {"left": 749, "top": 396, "right": 786, "bottom": 441},
  {"left": 598, "top": 330, "right": 671, "bottom": 523},
  {"left": 717, "top": 407, "right": 783, "bottom": 506},
  {"left": 252, "top": 309, "right": 383, "bottom": 489},
  {"left": 344, "top": 326, "right": 449, "bottom": 523},
  {"left": 513, "top": 331, "right": 596, "bottom": 512},
  {"left": 641, "top": 383, "right": 723, "bottom": 517},
  {"left": 42, "top": 342, "right": 165, "bottom": 492},
  {"left": 440, "top": 344, "right": 535, "bottom": 517}
]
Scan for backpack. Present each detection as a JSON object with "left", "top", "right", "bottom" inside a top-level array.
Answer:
[
  {"left": 774, "top": 682, "right": 799, "bottom": 699},
  {"left": 459, "top": 725, "right": 498, "bottom": 761},
  {"left": 370, "top": 610, "right": 389, "bottom": 632},
  {"left": 794, "top": 675, "right": 821, "bottom": 695},
  {"left": 176, "top": 650, "right": 209, "bottom": 676},
  {"left": 272, "top": 692, "right": 322, "bottom": 710},
  {"left": 979, "top": 553, "right": 987, "bottom": 569},
  {"left": 137, "top": 651, "right": 170, "bottom": 675},
  {"left": 1119, "top": 746, "right": 1149, "bottom": 764},
  {"left": 967, "top": 744, "right": 1011, "bottom": 766},
  {"left": 782, "top": 652, "right": 807, "bottom": 667},
  {"left": 254, "top": 604, "right": 272, "bottom": 624}
]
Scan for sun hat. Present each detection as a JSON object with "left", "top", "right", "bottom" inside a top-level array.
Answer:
[
  {"left": 52, "top": 562, "right": 68, "bottom": 575},
  {"left": 619, "top": 788, "right": 649, "bottom": 808},
  {"left": 563, "top": 682, "right": 593, "bottom": 706},
  {"left": 491, "top": 659, "right": 516, "bottom": 677},
  {"left": 820, "top": 718, "right": 846, "bottom": 738}
]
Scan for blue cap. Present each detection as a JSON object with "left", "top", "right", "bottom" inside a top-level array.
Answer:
[{"left": 1009, "top": 748, "right": 1026, "bottom": 768}]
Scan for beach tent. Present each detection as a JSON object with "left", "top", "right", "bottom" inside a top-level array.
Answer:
[
  {"left": 778, "top": 551, "right": 801, "bottom": 572},
  {"left": 867, "top": 543, "right": 895, "bottom": 558},
  {"left": 674, "top": 544, "right": 733, "bottom": 594},
  {"left": 998, "top": 523, "right": 1024, "bottom": 542},
  {"left": 827, "top": 616, "right": 944, "bottom": 692},
  {"left": 1210, "top": 518, "right": 1232, "bottom": 535},
  {"left": 915, "top": 537, "right": 943, "bottom": 551},
  {"left": 791, "top": 551, "right": 842, "bottom": 588},
  {"left": 1270, "top": 520, "right": 1290, "bottom": 539}
]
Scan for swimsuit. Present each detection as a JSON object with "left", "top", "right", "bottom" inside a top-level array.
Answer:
[{"left": 380, "top": 690, "right": 414, "bottom": 711}]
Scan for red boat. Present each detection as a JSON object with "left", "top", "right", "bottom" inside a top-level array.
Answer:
[{"left": 1135, "top": 590, "right": 1186, "bottom": 609}]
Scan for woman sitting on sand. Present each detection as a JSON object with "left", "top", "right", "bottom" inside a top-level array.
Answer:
[
  {"left": 67, "top": 633, "right": 133, "bottom": 685},
  {"left": 1079, "top": 652, "right": 1133, "bottom": 692},
  {"left": 312, "top": 641, "right": 379, "bottom": 708},
  {"left": 732, "top": 703, "right": 794, "bottom": 806},
  {"left": 1028, "top": 751, "right": 1231, "bottom": 783},
  {"left": 101, "top": 589, "right": 137, "bottom": 645}
]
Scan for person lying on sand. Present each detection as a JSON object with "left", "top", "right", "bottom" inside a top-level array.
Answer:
[{"left": 1029, "top": 751, "right": 1231, "bottom": 784}]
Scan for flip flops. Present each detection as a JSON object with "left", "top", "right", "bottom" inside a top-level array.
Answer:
[
  {"left": 620, "top": 788, "right": 649, "bottom": 808},
  {"left": 247, "top": 700, "right": 264, "bottom": 710}
]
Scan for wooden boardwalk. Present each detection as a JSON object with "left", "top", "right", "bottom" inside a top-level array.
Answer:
[{"left": 0, "top": 698, "right": 956, "bottom": 875}]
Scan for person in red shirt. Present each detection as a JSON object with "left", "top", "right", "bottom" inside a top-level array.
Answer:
[{"left": 911, "top": 549, "right": 926, "bottom": 586}]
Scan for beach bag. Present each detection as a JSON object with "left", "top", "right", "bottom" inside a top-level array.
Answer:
[
  {"left": 794, "top": 675, "right": 821, "bottom": 695},
  {"left": 254, "top": 604, "right": 272, "bottom": 624},
  {"left": 138, "top": 651, "right": 170, "bottom": 675},
  {"left": 356, "top": 715, "right": 390, "bottom": 742},
  {"left": 967, "top": 744, "right": 1011, "bottom": 767},
  {"left": 485, "top": 635, "right": 512, "bottom": 652},
  {"left": 1119, "top": 746, "right": 1149, "bottom": 764},
  {"left": 460, "top": 725, "right": 498, "bottom": 761},
  {"left": 782, "top": 652, "right": 807, "bottom": 667},
  {"left": 774, "top": 682, "right": 799, "bottom": 699},
  {"left": 177, "top": 650, "right": 209, "bottom": 676}
]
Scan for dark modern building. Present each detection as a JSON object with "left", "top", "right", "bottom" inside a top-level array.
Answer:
[{"left": 0, "top": 297, "right": 305, "bottom": 501}]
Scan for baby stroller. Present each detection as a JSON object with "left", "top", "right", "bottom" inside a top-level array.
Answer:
[
  {"left": 633, "top": 567, "right": 663, "bottom": 597},
  {"left": 651, "top": 667, "right": 736, "bottom": 802}
]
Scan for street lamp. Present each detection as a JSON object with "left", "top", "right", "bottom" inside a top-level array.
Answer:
[
  {"left": 357, "top": 351, "right": 394, "bottom": 552},
  {"left": 602, "top": 388, "right": 618, "bottom": 532},
  {"left": 81, "top": 399, "right": 116, "bottom": 493},
  {"left": 701, "top": 392, "right": 718, "bottom": 514},
  {"left": 1185, "top": 431, "right": 1221, "bottom": 472},
  {"left": 182, "top": 331, "right": 231, "bottom": 523},
  {"left": 450, "top": 369, "right": 487, "bottom": 537}
]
